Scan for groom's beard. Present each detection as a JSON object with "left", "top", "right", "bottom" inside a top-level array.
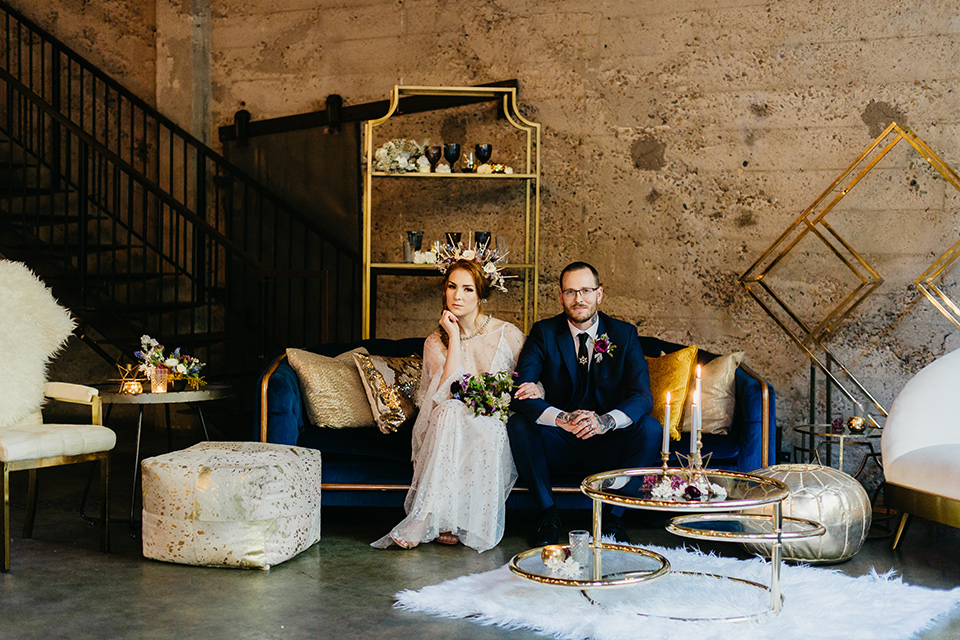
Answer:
[{"left": 564, "top": 303, "right": 598, "bottom": 326}]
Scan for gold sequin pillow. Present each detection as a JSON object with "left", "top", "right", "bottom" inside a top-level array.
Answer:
[
  {"left": 286, "top": 347, "right": 375, "bottom": 429},
  {"left": 681, "top": 351, "right": 745, "bottom": 436},
  {"left": 353, "top": 353, "right": 422, "bottom": 434}
]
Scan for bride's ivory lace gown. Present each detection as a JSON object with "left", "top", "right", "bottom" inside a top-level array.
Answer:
[{"left": 372, "top": 320, "right": 524, "bottom": 552}]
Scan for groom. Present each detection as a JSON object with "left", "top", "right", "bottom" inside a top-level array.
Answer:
[{"left": 508, "top": 261, "right": 661, "bottom": 546}]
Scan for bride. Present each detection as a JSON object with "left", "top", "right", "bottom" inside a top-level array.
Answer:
[{"left": 373, "top": 254, "right": 527, "bottom": 552}]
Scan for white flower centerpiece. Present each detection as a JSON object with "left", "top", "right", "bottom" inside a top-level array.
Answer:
[
  {"left": 642, "top": 470, "right": 727, "bottom": 502},
  {"left": 373, "top": 138, "right": 427, "bottom": 173},
  {"left": 135, "top": 335, "right": 206, "bottom": 391}
]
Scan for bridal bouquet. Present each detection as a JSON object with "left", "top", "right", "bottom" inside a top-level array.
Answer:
[
  {"left": 135, "top": 335, "right": 206, "bottom": 390},
  {"left": 450, "top": 370, "right": 517, "bottom": 422}
]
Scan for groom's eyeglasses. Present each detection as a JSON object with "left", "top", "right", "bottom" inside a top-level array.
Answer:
[{"left": 561, "top": 287, "right": 600, "bottom": 300}]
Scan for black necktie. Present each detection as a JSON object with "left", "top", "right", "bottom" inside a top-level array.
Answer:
[{"left": 575, "top": 333, "right": 589, "bottom": 403}]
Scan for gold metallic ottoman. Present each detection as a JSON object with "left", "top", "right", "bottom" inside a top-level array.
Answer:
[{"left": 141, "top": 441, "right": 322, "bottom": 569}]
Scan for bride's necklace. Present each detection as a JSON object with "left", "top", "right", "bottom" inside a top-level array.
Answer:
[{"left": 460, "top": 314, "right": 491, "bottom": 340}]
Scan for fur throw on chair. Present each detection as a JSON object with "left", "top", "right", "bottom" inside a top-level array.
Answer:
[{"left": 0, "top": 260, "right": 76, "bottom": 428}]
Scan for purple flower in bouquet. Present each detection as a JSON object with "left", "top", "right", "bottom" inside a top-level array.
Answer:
[{"left": 449, "top": 370, "right": 516, "bottom": 421}]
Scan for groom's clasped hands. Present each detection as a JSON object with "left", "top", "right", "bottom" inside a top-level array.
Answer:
[{"left": 511, "top": 383, "right": 612, "bottom": 440}]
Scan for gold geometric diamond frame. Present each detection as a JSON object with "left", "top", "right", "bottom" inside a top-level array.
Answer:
[{"left": 740, "top": 122, "right": 960, "bottom": 425}]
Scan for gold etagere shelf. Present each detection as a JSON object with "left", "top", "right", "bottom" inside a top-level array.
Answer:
[{"left": 362, "top": 84, "right": 541, "bottom": 339}]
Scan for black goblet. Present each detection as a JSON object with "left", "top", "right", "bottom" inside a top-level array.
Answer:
[
  {"left": 443, "top": 143, "right": 461, "bottom": 171},
  {"left": 475, "top": 144, "right": 492, "bottom": 165},
  {"left": 474, "top": 231, "right": 491, "bottom": 248},
  {"left": 424, "top": 146, "right": 442, "bottom": 173}
]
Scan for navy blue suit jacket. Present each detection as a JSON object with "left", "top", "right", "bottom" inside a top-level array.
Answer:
[{"left": 510, "top": 312, "right": 654, "bottom": 425}]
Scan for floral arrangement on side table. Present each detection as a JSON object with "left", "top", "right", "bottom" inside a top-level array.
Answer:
[
  {"left": 642, "top": 472, "right": 728, "bottom": 502},
  {"left": 450, "top": 370, "right": 516, "bottom": 422},
  {"left": 135, "top": 335, "right": 206, "bottom": 390}
]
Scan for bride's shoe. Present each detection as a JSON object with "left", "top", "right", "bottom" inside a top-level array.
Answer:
[
  {"left": 391, "top": 534, "right": 418, "bottom": 550},
  {"left": 437, "top": 532, "right": 459, "bottom": 545}
]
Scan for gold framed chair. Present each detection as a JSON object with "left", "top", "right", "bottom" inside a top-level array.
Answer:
[
  {"left": 1, "top": 383, "right": 115, "bottom": 571},
  {"left": 0, "top": 259, "right": 115, "bottom": 571}
]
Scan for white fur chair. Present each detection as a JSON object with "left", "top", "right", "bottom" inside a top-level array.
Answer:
[
  {"left": 881, "top": 348, "right": 960, "bottom": 549},
  {"left": 0, "top": 260, "right": 116, "bottom": 571}
]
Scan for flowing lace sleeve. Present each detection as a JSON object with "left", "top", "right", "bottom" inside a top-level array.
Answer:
[
  {"left": 501, "top": 322, "right": 526, "bottom": 372},
  {"left": 418, "top": 333, "right": 464, "bottom": 409}
]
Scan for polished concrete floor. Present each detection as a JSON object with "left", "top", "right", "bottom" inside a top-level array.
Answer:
[{"left": 3, "top": 420, "right": 960, "bottom": 639}]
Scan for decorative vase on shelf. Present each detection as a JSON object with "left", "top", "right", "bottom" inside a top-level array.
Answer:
[
  {"left": 445, "top": 232, "right": 462, "bottom": 246},
  {"left": 461, "top": 151, "right": 475, "bottom": 173},
  {"left": 474, "top": 231, "right": 492, "bottom": 248},
  {"left": 406, "top": 231, "right": 423, "bottom": 251},
  {"left": 170, "top": 378, "right": 187, "bottom": 392}
]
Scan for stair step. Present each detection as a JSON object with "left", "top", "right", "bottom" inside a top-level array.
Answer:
[
  {"left": 0, "top": 186, "right": 74, "bottom": 196},
  {"left": 3, "top": 212, "right": 108, "bottom": 225}
]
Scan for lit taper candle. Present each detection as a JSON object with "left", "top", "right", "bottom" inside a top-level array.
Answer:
[{"left": 662, "top": 391, "right": 671, "bottom": 456}]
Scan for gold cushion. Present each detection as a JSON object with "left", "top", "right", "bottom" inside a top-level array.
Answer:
[
  {"left": 646, "top": 345, "right": 698, "bottom": 441},
  {"left": 286, "top": 347, "right": 374, "bottom": 428},
  {"left": 353, "top": 353, "right": 423, "bottom": 434},
  {"left": 682, "top": 351, "right": 745, "bottom": 435}
]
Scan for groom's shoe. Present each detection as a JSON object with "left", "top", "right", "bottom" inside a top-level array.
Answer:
[
  {"left": 602, "top": 515, "right": 630, "bottom": 544},
  {"left": 533, "top": 511, "right": 562, "bottom": 547}
]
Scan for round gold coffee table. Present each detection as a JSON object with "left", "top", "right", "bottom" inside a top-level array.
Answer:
[{"left": 509, "top": 467, "right": 825, "bottom": 621}]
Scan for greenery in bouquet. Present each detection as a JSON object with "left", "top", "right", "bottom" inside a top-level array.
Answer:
[
  {"left": 450, "top": 370, "right": 517, "bottom": 422},
  {"left": 373, "top": 138, "right": 428, "bottom": 173},
  {"left": 135, "top": 335, "right": 206, "bottom": 390}
]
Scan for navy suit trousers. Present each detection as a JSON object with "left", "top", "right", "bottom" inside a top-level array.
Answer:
[{"left": 506, "top": 412, "right": 663, "bottom": 514}]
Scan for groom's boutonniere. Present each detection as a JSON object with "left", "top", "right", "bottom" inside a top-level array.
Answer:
[{"left": 592, "top": 334, "right": 616, "bottom": 363}]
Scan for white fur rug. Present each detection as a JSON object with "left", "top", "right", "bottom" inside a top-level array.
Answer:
[
  {"left": 395, "top": 544, "right": 960, "bottom": 640},
  {"left": 0, "top": 260, "right": 75, "bottom": 427}
]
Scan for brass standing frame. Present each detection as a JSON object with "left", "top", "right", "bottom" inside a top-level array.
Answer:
[
  {"left": 739, "top": 122, "right": 960, "bottom": 426},
  {"left": 361, "top": 85, "right": 541, "bottom": 339}
]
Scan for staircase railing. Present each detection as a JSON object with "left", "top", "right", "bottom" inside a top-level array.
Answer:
[{"left": 0, "top": 2, "right": 360, "bottom": 413}]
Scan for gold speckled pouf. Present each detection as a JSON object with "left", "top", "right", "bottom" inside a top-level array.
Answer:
[{"left": 141, "top": 441, "right": 322, "bottom": 569}]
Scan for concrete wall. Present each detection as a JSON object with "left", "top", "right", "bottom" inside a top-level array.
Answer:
[
  {"left": 22, "top": 0, "right": 157, "bottom": 104},
  {"left": 24, "top": 0, "right": 960, "bottom": 460}
]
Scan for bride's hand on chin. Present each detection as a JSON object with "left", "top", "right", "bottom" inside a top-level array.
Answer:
[{"left": 439, "top": 310, "right": 459, "bottom": 337}]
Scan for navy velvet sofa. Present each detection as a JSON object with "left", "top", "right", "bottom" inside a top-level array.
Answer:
[{"left": 258, "top": 335, "right": 777, "bottom": 508}]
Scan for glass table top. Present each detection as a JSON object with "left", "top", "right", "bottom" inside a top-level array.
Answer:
[
  {"left": 580, "top": 468, "right": 789, "bottom": 512},
  {"left": 509, "top": 543, "right": 669, "bottom": 589},
  {"left": 793, "top": 423, "right": 881, "bottom": 440},
  {"left": 666, "top": 514, "right": 826, "bottom": 543}
]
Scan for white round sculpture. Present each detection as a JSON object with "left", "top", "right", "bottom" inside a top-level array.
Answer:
[{"left": 745, "top": 463, "right": 871, "bottom": 564}]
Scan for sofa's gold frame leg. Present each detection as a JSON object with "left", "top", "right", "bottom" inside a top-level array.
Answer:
[{"left": 892, "top": 512, "right": 910, "bottom": 550}]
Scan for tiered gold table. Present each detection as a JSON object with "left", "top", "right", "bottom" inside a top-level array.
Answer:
[{"left": 509, "top": 468, "right": 825, "bottom": 620}]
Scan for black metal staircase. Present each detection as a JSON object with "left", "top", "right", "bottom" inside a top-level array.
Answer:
[{"left": 0, "top": 2, "right": 361, "bottom": 436}]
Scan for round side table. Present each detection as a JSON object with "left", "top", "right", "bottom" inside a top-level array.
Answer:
[{"left": 96, "top": 384, "right": 233, "bottom": 526}]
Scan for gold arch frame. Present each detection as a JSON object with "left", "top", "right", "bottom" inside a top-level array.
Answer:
[{"left": 739, "top": 122, "right": 960, "bottom": 425}]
